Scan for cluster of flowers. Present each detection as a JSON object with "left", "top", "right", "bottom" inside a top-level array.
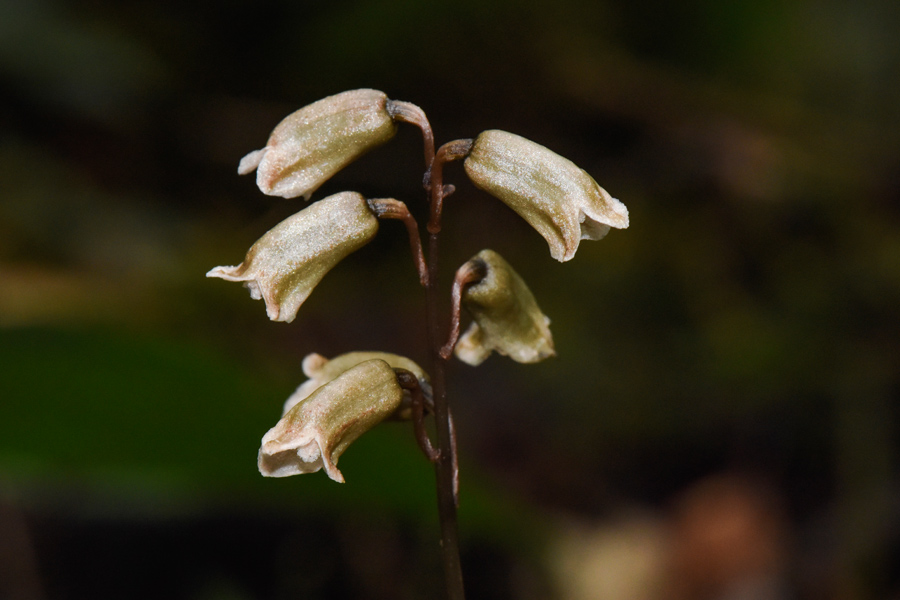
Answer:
[{"left": 208, "top": 89, "right": 628, "bottom": 483}]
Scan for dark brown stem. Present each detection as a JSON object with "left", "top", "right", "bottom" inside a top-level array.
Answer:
[
  {"left": 420, "top": 140, "right": 469, "bottom": 599},
  {"left": 400, "top": 110, "right": 472, "bottom": 600},
  {"left": 427, "top": 139, "right": 474, "bottom": 234},
  {"left": 386, "top": 99, "right": 435, "bottom": 169},
  {"left": 367, "top": 198, "right": 429, "bottom": 286},
  {"left": 425, "top": 228, "right": 465, "bottom": 600},
  {"left": 395, "top": 369, "right": 439, "bottom": 462},
  {"left": 440, "top": 259, "right": 488, "bottom": 360}
]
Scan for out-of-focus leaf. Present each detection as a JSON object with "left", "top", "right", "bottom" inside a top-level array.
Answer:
[{"left": 0, "top": 0, "right": 167, "bottom": 124}]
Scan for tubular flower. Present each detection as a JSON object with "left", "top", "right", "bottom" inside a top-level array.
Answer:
[
  {"left": 258, "top": 359, "right": 403, "bottom": 482},
  {"left": 238, "top": 89, "right": 398, "bottom": 200},
  {"left": 463, "top": 130, "right": 629, "bottom": 262},
  {"left": 283, "top": 351, "right": 432, "bottom": 419},
  {"left": 206, "top": 191, "right": 379, "bottom": 323},
  {"left": 454, "top": 249, "right": 555, "bottom": 366}
]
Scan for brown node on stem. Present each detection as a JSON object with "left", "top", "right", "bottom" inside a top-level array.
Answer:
[{"left": 427, "top": 139, "right": 474, "bottom": 235}]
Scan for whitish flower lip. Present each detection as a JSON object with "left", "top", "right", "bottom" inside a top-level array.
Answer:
[
  {"left": 258, "top": 359, "right": 404, "bottom": 482},
  {"left": 454, "top": 249, "right": 555, "bottom": 366},
  {"left": 206, "top": 191, "right": 379, "bottom": 323},
  {"left": 463, "top": 130, "right": 629, "bottom": 262},
  {"left": 239, "top": 89, "right": 398, "bottom": 200},
  {"left": 283, "top": 351, "right": 431, "bottom": 417}
]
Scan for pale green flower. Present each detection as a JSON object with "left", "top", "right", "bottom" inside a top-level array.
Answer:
[
  {"left": 464, "top": 130, "right": 629, "bottom": 262},
  {"left": 454, "top": 249, "right": 555, "bottom": 366},
  {"left": 284, "top": 351, "right": 431, "bottom": 419},
  {"left": 238, "top": 89, "right": 399, "bottom": 200},
  {"left": 206, "top": 191, "right": 379, "bottom": 323},
  {"left": 258, "top": 359, "right": 404, "bottom": 482}
]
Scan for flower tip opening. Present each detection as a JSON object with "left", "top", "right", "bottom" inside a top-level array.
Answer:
[
  {"left": 320, "top": 452, "right": 346, "bottom": 483},
  {"left": 238, "top": 148, "right": 267, "bottom": 175},
  {"left": 602, "top": 194, "right": 630, "bottom": 230}
]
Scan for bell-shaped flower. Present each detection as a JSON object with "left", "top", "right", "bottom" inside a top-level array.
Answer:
[
  {"left": 238, "top": 89, "right": 398, "bottom": 199},
  {"left": 206, "top": 191, "right": 379, "bottom": 323},
  {"left": 258, "top": 359, "right": 403, "bottom": 482},
  {"left": 463, "top": 130, "right": 629, "bottom": 262},
  {"left": 283, "top": 351, "right": 432, "bottom": 419},
  {"left": 454, "top": 249, "right": 555, "bottom": 366}
]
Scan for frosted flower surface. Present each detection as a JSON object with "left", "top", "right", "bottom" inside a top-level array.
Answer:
[
  {"left": 238, "top": 89, "right": 398, "bottom": 200},
  {"left": 284, "top": 351, "right": 431, "bottom": 418},
  {"left": 454, "top": 249, "right": 555, "bottom": 366},
  {"left": 258, "top": 359, "right": 403, "bottom": 482},
  {"left": 464, "top": 130, "right": 629, "bottom": 262},
  {"left": 206, "top": 191, "right": 379, "bottom": 323}
]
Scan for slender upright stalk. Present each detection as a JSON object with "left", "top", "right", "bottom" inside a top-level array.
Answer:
[
  {"left": 411, "top": 128, "right": 466, "bottom": 600},
  {"left": 425, "top": 231, "right": 465, "bottom": 600}
]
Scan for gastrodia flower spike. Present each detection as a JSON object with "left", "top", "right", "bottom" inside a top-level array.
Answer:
[
  {"left": 258, "top": 359, "right": 404, "bottom": 482},
  {"left": 238, "top": 89, "right": 399, "bottom": 200},
  {"left": 206, "top": 191, "right": 379, "bottom": 323},
  {"left": 284, "top": 351, "right": 432, "bottom": 419},
  {"left": 463, "top": 130, "right": 629, "bottom": 262},
  {"left": 454, "top": 249, "right": 555, "bottom": 366}
]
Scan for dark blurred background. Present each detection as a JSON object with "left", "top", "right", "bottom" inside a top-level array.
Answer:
[{"left": 1, "top": 0, "right": 899, "bottom": 598}]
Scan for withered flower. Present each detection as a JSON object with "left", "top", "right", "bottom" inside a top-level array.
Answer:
[
  {"left": 206, "top": 191, "right": 379, "bottom": 323},
  {"left": 258, "top": 359, "right": 403, "bottom": 482},
  {"left": 464, "top": 130, "right": 629, "bottom": 262},
  {"left": 454, "top": 249, "right": 555, "bottom": 366},
  {"left": 238, "top": 89, "right": 398, "bottom": 200}
]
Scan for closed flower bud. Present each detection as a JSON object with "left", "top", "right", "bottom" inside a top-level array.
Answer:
[
  {"left": 258, "top": 359, "right": 403, "bottom": 482},
  {"left": 454, "top": 249, "right": 555, "bottom": 366},
  {"left": 463, "top": 130, "right": 629, "bottom": 262},
  {"left": 238, "top": 89, "right": 398, "bottom": 200},
  {"left": 207, "top": 191, "right": 378, "bottom": 323},
  {"left": 283, "top": 351, "right": 431, "bottom": 418}
]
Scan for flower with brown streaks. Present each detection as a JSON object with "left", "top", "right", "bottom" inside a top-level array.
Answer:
[
  {"left": 258, "top": 359, "right": 403, "bottom": 482},
  {"left": 454, "top": 249, "right": 555, "bottom": 366},
  {"left": 284, "top": 351, "right": 432, "bottom": 419},
  {"left": 206, "top": 191, "right": 379, "bottom": 323},
  {"left": 464, "top": 130, "right": 629, "bottom": 262},
  {"left": 238, "top": 89, "right": 398, "bottom": 200}
]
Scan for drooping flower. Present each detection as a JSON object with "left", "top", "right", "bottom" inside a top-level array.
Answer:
[
  {"left": 283, "top": 351, "right": 431, "bottom": 418},
  {"left": 238, "top": 89, "right": 399, "bottom": 200},
  {"left": 206, "top": 191, "right": 379, "bottom": 323},
  {"left": 453, "top": 249, "right": 555, "bottom": 366},
  {"left": 258, "top": 359, "right": 403, "bottom": 482},
  {"left": 463, "top": 130, "right": 629, "bottom": 262}
]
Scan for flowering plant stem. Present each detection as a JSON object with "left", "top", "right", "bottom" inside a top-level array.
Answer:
[
  {"left": 412, "top": 121, "right": 467, "bottom": 600},
  {"left": 214, "top": 89, "right": 628, "bottom": 600},
  {"left": 218, "top": 88, "right": 627, "bottom": 599},
  {"left": 426, "top": 230, "right": 466, "bottom": 600}
]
